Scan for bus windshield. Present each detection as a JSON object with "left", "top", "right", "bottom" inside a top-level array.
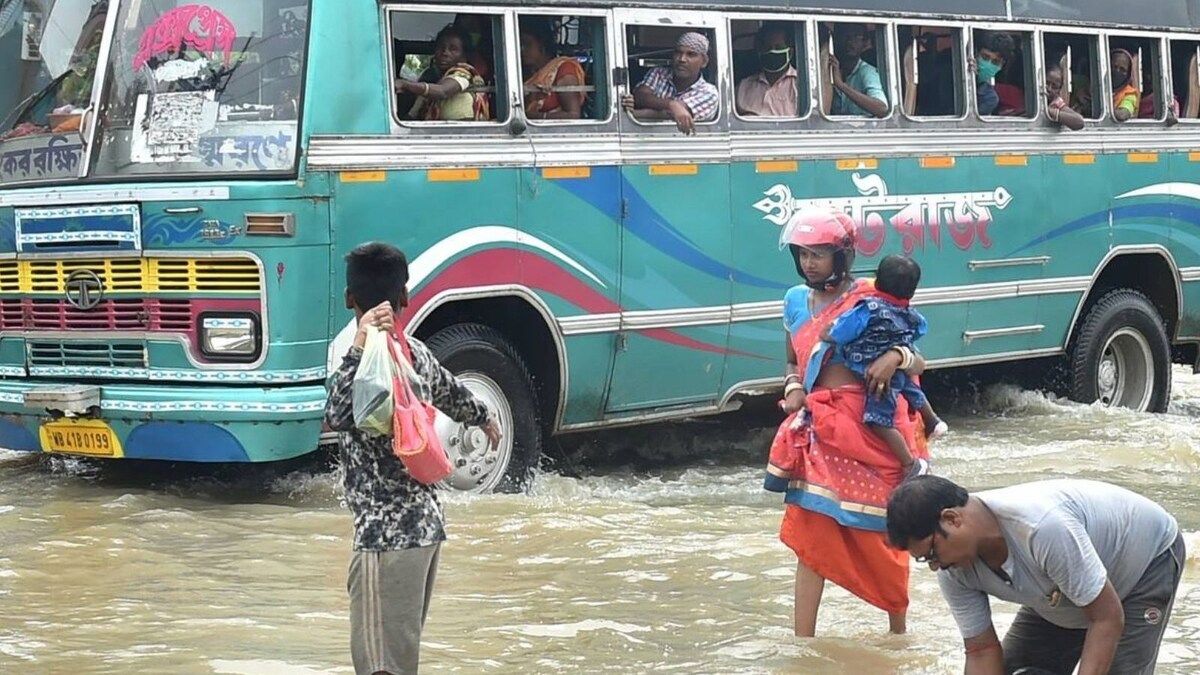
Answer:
[
  {"left": 0, "top": 0, "right": 107, "bottom": 186},
  {"left": 90, "top": 0, "right": 308, "bottom": 178}
]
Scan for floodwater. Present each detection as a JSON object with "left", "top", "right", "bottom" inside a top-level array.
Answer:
[{"left": 1, "top": 368, "right": 1199, "bottom": 674}]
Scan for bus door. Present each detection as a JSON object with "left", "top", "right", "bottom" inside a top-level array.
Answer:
[
  {"left": 606, "top": 9, "right": 732, "bottom": 413},
  {"left": 513, "top": 9, "right": 623, "bottom": 422}
]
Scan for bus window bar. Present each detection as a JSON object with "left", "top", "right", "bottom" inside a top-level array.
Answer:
[{"left": 967, "top": 255, "right": 1051, "bottom": 270}]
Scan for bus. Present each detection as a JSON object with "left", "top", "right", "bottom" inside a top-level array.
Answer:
[{"left": 1, "top": 0, "right": 1198, "bottom": 492}]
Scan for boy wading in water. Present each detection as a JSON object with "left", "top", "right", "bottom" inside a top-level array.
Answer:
[
  {"left": 325, "top": 242, "right": 502, "bottom": 675},
  {"left": 822, "top": 254, "right": 947, "bottom": 477}
]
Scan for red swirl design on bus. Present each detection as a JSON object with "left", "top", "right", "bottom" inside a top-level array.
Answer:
[{"left": 132, "top": 5, "right": 237, "bottom": 70}]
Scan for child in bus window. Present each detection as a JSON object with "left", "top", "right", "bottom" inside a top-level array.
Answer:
[
  {"left": 1046, "top": 64, "right": 1085, "bottom": 130},
  {"left": 821, "top": 255, "right": 947, "bottom": 478}
]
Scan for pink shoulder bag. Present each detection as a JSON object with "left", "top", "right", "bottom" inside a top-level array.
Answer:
[{"left": 386, "top": 335, "right": 453, "bottom": 485}]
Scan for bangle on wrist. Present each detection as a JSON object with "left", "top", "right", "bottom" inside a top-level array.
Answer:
[
  {"left": 784, "top": 382, "right": 804, "bottom": 396},
  {"left": 784, "top": 373, "right": 801, "bottom": 385},
  {"left": 422, "top": 82, "right": 429, "bottom": 96}
]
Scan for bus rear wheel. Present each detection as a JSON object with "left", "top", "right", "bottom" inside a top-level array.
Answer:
[
  {"left": 1069, "top": 289, "right": 1172, "bottom": 413},
  {"left": 425, "top": 323, "right": 542, "bottom": 493}
]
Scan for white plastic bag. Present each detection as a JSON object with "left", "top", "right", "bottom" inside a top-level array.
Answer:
[{"left": 352, "top": 326, "right": 395, "bottom": 435}]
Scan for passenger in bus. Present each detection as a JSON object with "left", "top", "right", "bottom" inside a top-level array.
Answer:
[
  {"left": 326, "top": 242, "right": 502, "bottom": 675},
  {"left": 735, "top": 22, "right": 799, "bottom": 117},
  {"left": 1111, "top": 48, "right": 1141, "bottom": 122},
  {"left": 520, "top": 17, "right": 586, "bottom": 120},
  {"left": 1045, "top": 64, "right": 1086, "bottom": 131},
  {"left": 827, "top": 24, "right": 889, "bottom": 118},
  {"left": 766, "top": 209, "right": 929, "bottom": 637},
  {"left": 394, "top": 25, "right": 491, "bottom": 121},
  {"left": 452, "top": 14, "right": 494, "bottom": 82},
  {"left": 621, "top": 32, "right": 719, "bottom": 134},
  {"left": 820, "top": 254, "right": 947, "bottom": 476},
  {"left": 970, "top": 31, "right": 1015, "bottom": 116}
]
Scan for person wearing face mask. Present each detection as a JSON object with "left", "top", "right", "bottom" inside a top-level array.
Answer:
[
  {"left": 736, "top": 22, "right": 799, "bottom": 117},
  {"left": 1111, "top": 48, "right": 1141, "bottom": 122},
  {"left": 970, "top": 31, "right": 1015, "bottom": 116}
]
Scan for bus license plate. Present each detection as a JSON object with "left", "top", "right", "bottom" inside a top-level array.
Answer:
[{"left": 39, "top": 419, "right": 120, "bottom": 457}]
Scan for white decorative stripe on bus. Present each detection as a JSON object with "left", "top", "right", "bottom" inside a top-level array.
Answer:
[
  {"left": 556, "top": 277, "right": 1095, "bottom": 335},
  {"left": 0, "top": 186, "right": 231, "bottom": 208},
  {"left": 23, "top": 366, "right": 327, "bottom": 383},
  {"left": 308, "top": 130, "right": 1200, "bottom": 170},
  {"left": 1182, "top": 267, "right": 1200, "bottom": 282}
]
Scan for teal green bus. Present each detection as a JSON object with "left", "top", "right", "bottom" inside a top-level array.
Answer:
[{"left": 1, "top": 0, "right": 1198, "bottom": 491}]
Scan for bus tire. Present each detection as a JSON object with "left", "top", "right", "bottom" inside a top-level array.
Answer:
[
  {"left": 1069, "top": 289, "right": 1172, "bottom": 413},
  {"left": 425, "top": 323, "right": 542, "bottom": 493}
]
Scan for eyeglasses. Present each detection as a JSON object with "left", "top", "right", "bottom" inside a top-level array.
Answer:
[{"left": 915, "top": 535, "right": 939, "bottom": 565}]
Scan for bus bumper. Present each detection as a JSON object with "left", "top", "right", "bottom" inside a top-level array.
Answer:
[{"left": 0, "top": 380, "right": 326, "bottom": 463}]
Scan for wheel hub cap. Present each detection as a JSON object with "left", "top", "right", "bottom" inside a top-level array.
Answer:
[{"left": 434, "top": 372, "right": 514, "bottom": 492}]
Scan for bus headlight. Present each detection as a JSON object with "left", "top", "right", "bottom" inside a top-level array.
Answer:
[{"left": 200, "top": 315, "right": 260, "bottom": 360}]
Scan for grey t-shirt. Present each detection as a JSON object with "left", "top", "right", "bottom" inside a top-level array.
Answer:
[{"left": 939, "top": 479, "right": 1178, "bottom": 637}]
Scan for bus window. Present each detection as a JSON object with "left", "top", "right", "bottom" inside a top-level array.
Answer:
[
  {"left": 0, "top": 0, "right": 107, "bottom": 186},
  {"left": 896, "top": 24, "right": 964, "bottom": 118},
  {"left": 389, "top": 11, "right": 505, "bottom": 124},
  {"left": 1108, "top": 35, "right": 1166, "bottom": 122},
  {"left": 819, "top": 22, "right": 890, "bottom": 119},
  {"left": 1169, "top": 39, "right": 1199, "bottom": 120},
  {"left": 731, "top": 19, "right": 808, "bottom": 120},
  {"left": 518, "top": 15, "right": 608, "bottom": 123},
  {"left": 1043, "top": 32, "right": 1102, "bottom": 120},
  {"left": 623, "top": 25, "right": 720, "bottom": 129},
  {"left": 91, "top": 0, "right": 309, "bottom": 179},
  {"left": 971, "top": 29, "right": 1033, "bottom": 119}
]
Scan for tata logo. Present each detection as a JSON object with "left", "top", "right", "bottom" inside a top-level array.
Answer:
[{"left": 64, "top": 270, "right": 104, "bottom": 310}]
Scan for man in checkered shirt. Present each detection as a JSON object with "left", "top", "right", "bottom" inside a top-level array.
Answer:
[{"left": 621, "top": 31, "right": 719, "bottom": 135}]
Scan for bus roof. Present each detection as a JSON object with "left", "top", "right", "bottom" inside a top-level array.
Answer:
[{"left": 451, "top": 0, "right": 1200, "bottom": 31}]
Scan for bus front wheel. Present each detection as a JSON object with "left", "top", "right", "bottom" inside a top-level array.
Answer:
[
  {"left": 1069, "top": 289, "right": 1172, "bottom": 413},
  {"left": 425, "top": 323, "right": 542, "bottom": 493}
]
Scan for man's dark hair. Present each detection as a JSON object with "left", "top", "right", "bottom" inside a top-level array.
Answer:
[
  {"left": 833, "top": 23, "right": 869, "bottom": 44},
  {"left": 345, "top": 242, "right": 409, "bottom": 311},
  {"left": 755, "top": 21, "right": 792, "bottom": 49},
  {"left": 874, "top": 254, "right": 921, "bottom": 300},
  {"left": 978, "top": 31, "right": 1015, "bottom": 61},
  {"left": 886, "top": 475, "right": 970, "bottom": 549}
]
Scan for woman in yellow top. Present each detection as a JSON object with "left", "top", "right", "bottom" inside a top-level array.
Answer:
[
  {"left": 1110, "top": 48, "right": 1140, "bottom": 122},
  {"left": 519, "top": 18, "right": 586, "bottom": 120},
  {"left": 395, "top": 25, "right": 490, "bottom": 121}
]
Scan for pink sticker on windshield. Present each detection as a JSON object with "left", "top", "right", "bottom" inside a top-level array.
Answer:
[{"left": 132, "top": 5, "right": 237, "bottom": 70}]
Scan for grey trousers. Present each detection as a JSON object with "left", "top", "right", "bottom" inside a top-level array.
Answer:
[
  {"left": 348, "top": 544, "right": 442, "bottom": 675},
  {"left": 1003, "top": 533, "right": 1186, "bottom": 675}
]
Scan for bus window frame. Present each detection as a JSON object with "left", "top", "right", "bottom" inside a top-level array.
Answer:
[
  {"left": 1168, "top": 37, "right": 1200, "bottom": 123},
  {"left": 1104, "top": 32, "right": 1169, "bottom": 125},
  {"left": 970, "top": 23, "right": 1039, "bottom": 124},
  {"left": 726, "top": 14, "right": 813, "bottom": 125},
  {"left": 383, "top": 4, "right": 514, "bottom": 131},
  {"left": 817, "top": 19, "right": 898, "bottom": 124},
  {"left": 516, "top": 9, "right": 616, "bottom": 129},
  {"left": 894, "top": 20, "right": 969, "bottom": 124},
  {"left": 1040, "top": 26, "right": 1105, "bottom": 123},
  {"left": 616, "top": 9, "right": 728, "bottom": 133}
]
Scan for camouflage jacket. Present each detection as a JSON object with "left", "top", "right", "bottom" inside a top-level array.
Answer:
[{"left": 324, "top": 335, "right": 490, "bottom": 551}]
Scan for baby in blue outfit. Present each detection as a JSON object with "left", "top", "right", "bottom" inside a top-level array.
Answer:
[{"left": 824, "top": 255, "right": 947, "bottom": 476}]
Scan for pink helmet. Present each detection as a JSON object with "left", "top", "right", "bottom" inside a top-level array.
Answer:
[{"left": 778, "top": 208, "right": 857, "bottom": 252}]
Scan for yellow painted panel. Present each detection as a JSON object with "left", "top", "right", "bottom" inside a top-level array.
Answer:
[
  {"left": 994, "top": 155, "right": 1028, "bottom": 167},
  {"left": 427, "top": 168, "right": 480, "bottom": 182},
  {"left": 755, "top": 160, "right": 798, "bottom": 173},
  {"left": 1126, "top": 153, "right": 1159, "bottom": 164},
  {"left": 649, "top": 164, "right": 699, "bottom": 176},
  {"left": 339, "top": 171, "right": 387, "bottom": 183},
  {"left": 836, "top": 158, "right": 878, "bottom": 171},
  {"left": 1063, "top": 154, "right": 1096, "bottom": 165},
  {"left": 542, "top": 166, "right": 591, "bottom": 179},
  {"left": 919, "top": 156, "right": 956, "bottom": 169}
]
